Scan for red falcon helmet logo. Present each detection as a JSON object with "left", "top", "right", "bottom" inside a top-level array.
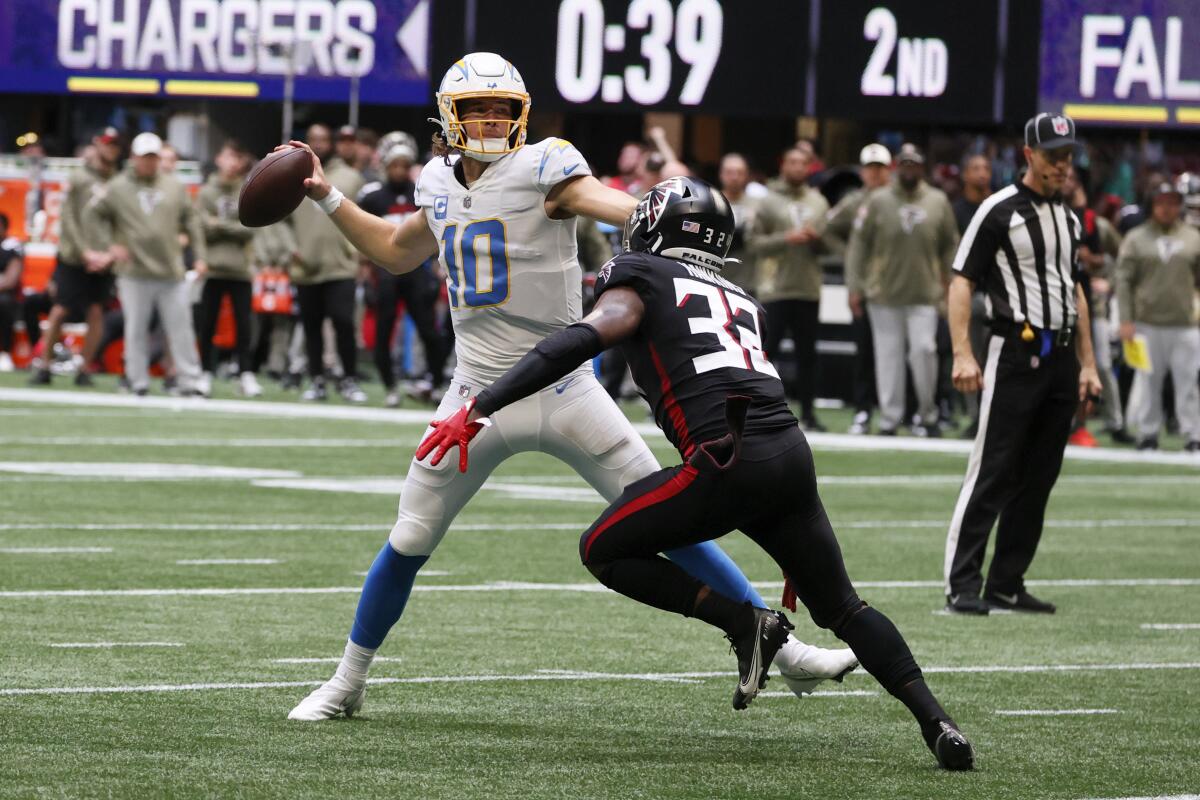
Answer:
[{"left": 643, "top": 177, "right": 689, "bottom": 231}]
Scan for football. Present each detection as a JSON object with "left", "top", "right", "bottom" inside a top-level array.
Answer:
[{"left": 237, "top": 146, "right": 313, "bottom": 227}]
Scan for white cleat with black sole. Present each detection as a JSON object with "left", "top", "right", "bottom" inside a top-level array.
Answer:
[
  {"left": 287, "top": 672, "right": 366, "bottom": 721},
  {"left": 773, "top": 637, "right": 859, "bottom": 697}
]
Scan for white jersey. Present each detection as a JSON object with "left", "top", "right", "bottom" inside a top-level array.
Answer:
[{"left": 415, "top": 137, "right": 592, "bottom": 383}]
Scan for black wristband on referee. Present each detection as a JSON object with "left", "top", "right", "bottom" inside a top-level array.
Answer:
[{"left": 474, "top": 323, "right": 604, "bottom": 417}]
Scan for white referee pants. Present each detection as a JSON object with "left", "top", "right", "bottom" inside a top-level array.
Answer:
[
  {"left": 1130, "top": 323, "right": 1200, "bottom": 443},
  {"left": 388, "top": 367, "right": 660, "bottom": 556},
  {"left": 867, "top": 303, "right": 939, "bottom": 431}
]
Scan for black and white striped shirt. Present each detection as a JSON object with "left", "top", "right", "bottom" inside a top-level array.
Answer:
[{"left": 953, "top": 182, "right": 1082, "bottom": 330}]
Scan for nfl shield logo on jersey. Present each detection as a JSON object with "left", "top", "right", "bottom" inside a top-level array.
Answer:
[{"left": 1052, "top": 116, "right": 1070, "bottom": 136}]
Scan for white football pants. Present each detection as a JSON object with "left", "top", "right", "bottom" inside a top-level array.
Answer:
[{"left": 388, "top": 367, "right": 660, "bottom": 556}]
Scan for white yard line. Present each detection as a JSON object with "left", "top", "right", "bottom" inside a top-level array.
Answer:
[
  {"left": 1081, "top": 796, "right": 1200, "bottom": 800},
  {"left": 5, "top": 387, "right": 1198, "bottom": 467},
  {"left": 759, "top": 690, "right": 879, "bottom": 697},
  {"left": 49, "top": 642, "right": 184, "bottom": 648},
  {"left": 3, "top": 518, "right": 1197, "bottom": 534},
  {"left": 175, "top": 559, "right": 281, "bottom": 566},
  {"left": 834, "top": 518, "right": 1200, "bottom": 530},
  {"left": 0, "top": 520, "right": 585, "bottom": 532},
  {"left": 272, "top": 657, "right": 402, "bottom": 664},
  {"left": 0, "top": 462, "right": 301, "bottom": 480},
  {"left": 356, "top": 570, "right": 453, "bottom": 577},
  {"left": 3, "top": 663, "right": 1200, "bottom": 697},
  {"left": 0, "top": 547, "right": 112, "bottom": 554},
  {"left": 1141, "top": 623, "right": 1200, "bottom": 630},
  {"left": 0, "top": 437, "right": 416, "bottom": 448},
  {"left": 994, "top": 708, "right": 1119, "bottom": 716},
  {"left": 2, "top": 577, "right": 1197, "bottom": 599}
]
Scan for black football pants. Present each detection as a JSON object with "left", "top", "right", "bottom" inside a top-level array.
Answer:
[
  {"left": 297, "top": 279, "right": 357, "bottom": 380},
  {"left": 851, "top": 305, "right": 877, "bottom": 414},
  {"left": 581, "top": 428, "right": 923, "bottom": 694},
  {"left": 0, "top": 291, "right": 16, "bottom": 353},
  {"left": 944, "top": 334, "right": 1079, "bottom": 598},
  {"left": 763, "top": 299, "right": 820, "bottom": 420},
  {"left": 373, "top": 266, "right": 446, "bottom": 389},
  {"left": 196, "top": 278, "right": 253, "bottom": 374}
]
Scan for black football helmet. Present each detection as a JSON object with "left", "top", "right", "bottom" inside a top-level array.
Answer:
[{"left": 623, "top": 176, "right": 735, "bottom": 270}]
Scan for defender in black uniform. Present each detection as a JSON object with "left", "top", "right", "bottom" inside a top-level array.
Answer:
[
  {"left": 417, "top": 177, "right": 974, "bottom": 771},
  {"left": 358, "top": 144, "right": 448, "bottom": 405}
]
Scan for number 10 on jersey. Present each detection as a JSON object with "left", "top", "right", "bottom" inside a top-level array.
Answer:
[{"left": 441, "top": 220, "right": 511, "bottom": 308}]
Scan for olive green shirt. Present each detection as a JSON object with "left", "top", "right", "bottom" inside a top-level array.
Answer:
[
  {"left": 575, "top": 217, "right": 613, "bottom": 274},
  {"left": 197, "top": 174, "right": 254, "bottom": 281},
  {"left": 845, "top": 180, "right": 958, "bottom": 306},
  {"left": 747, "top": 178, "right": 830, "bottom": 302},
  {"left": 722, "top": 193, "right": 761, "bottom": 293},
  {"left": 287, "top": 157, "right": 364, "bottom": 285},
  {"left": 83, "top": 168, "right": 206, "bottom": 281},
  {"left": 58, "top": 164, "right": 114, "bottom": 265},
  {"left": 1115, "top": 220, "right": 1200, "bottom": 326},
  {"left": 253, "top": 221, "right": 299, "bottom": 269},
  {"left": 823, "top": 187, "right": 868, "bottom": 254}
]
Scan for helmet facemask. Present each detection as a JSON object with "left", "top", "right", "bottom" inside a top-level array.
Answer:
[{"left": 438, "top": 93, "right": 530, "bottom": 162}]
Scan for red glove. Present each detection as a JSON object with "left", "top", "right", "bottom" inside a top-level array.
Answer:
[{"left": 415, "top": 400, "right": 487, "bottom": 473}]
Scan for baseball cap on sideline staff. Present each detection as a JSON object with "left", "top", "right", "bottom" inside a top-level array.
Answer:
[
  {"left": 337, "top": 125, "right": 356, "bottom": 140},
  {"left": 896, "top": 143, "right": 924, "bottom": 164},
  {"left": 96, "top": 127, "right": 120, "bottom": 145},
  {"left": 1149, "top": 181, "right": 1182, "bottom": 201},
  {"left": 860, "top": 143, "right": 891, "bottom": 166},
  {"left": 130, "top": 132, "right": 163, "bottom": 157},
  {"left": 382, "top": 142, "right": 417, "bottom": 166},
  {"left": 1025, "top": 113, "right": 1076, "bottom": 149}
]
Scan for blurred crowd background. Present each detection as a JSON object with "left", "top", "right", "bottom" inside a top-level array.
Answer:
[
  {"left": 3, "top": 0, "right": 1200, "bottom": 452},
  {"left": 2, "top": 117, "right": 1197, "bottom": 452}
]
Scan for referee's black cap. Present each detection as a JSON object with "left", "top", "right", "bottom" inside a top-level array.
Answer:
[{"left": 1025, "top": 113, "right": 1076, "bottom": 150}]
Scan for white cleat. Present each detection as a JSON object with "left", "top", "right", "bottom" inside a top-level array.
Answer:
[
  {"left": 772, "top": 635, "right": 859, "bottom": 697},
  {"left": 239, "top": 371, "right": 264, "bottom": 398},
  {"left": 287, "top": 672, "right": 366, "bottom": 721}
]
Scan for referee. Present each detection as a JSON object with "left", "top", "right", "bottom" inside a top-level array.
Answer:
[{"left": 942, "top": 113, "right": 1103, "bottom": 615}]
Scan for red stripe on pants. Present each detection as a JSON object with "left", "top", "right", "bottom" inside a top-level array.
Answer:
[{"left": 583, "top": 464, "right": 700, "bottom": 560}]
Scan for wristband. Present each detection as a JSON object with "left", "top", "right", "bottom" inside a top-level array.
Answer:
[{"left": 315, "top": 187, "right": 344, "bottom": 215}]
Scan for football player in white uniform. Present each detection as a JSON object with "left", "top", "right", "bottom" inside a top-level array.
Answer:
[{"left": 286, "top": 52, "right": 857, "bottom": 721}]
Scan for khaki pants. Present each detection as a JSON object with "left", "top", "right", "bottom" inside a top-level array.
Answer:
[
  {"left": 868, "top": 303, "right": 939, "bottom": 431},
  {"left": 1130, "top": 323, "right": 1200, "bottom": 443},
  {"left": 1091, "top": 316, "right": 1123, "bottom": 431},
  {"left": 116, "top": 275, "right": 201, "bottom": 392}
]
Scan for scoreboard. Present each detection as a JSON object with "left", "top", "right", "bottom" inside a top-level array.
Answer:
[{"left": 468, "top": 0, "right": 1012, "bottom": 123}]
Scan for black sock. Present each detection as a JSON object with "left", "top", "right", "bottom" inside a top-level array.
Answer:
[
  {"left": 689, "top": 586, "right": 754, "bottom": 638},
  {"left": 894, "top": 678, "right": 953, "bottom": 747},
  {"left": 834, "top": 605, "right": 948, "bottom": 728}
]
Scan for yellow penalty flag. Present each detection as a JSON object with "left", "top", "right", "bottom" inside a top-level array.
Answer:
[{"left": 1123, "top": 336, "right": 1152, "bottom": 372}]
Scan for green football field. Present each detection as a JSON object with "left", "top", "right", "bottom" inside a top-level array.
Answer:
[{"left": 1, "top": 375, "right": 1198, "bottom": 799}]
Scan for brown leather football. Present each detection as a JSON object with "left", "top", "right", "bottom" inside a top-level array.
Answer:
[{"left": 238, "top": 146, "right": 314, "bottom": 227}]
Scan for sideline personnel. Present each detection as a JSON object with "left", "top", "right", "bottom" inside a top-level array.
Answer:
[{"left": 943, "top": 114, "right": 1102, "bottom": 615}]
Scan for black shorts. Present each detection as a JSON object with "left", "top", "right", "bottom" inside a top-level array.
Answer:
[{"left": 55, "top": 263, "right": 113, "bottom": 314}]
